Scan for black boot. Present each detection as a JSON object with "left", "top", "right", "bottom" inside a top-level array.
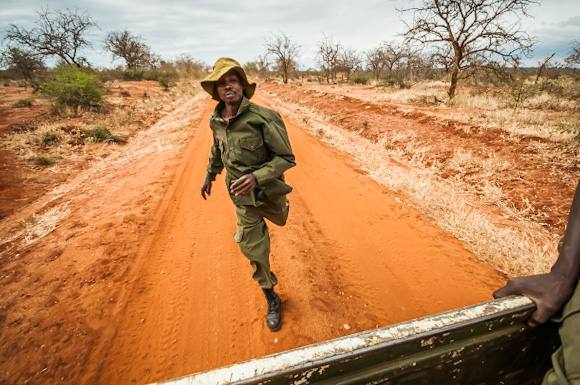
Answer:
[{"left": 262, "top": 288, "right": 282, "bottom": 332}]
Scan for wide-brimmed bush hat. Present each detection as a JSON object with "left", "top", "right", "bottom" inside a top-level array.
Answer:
[{"left": 201, "top": 57, "right": 256, "bottom": 101}]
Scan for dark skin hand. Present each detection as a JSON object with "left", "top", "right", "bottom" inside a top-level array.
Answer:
[
  {"left": 200, "top": 174, "right": 257, "bottom": 200},
  {"left": 230, "top": 174, "right": 257, "bottom": 197},
  {"left": 201, "top": 179, "right": 212, "bottom": 200},
  {"left": 493, "top": 273, "right": 576, "bottom": 327},
  {"left": 493, "top": 177, "right": 580, "bottom": 327}
]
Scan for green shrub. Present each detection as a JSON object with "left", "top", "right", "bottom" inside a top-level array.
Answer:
[
  {"left": 41, "top": 131, "right": 61, "bottom": 145},
  {"left": 13, "top": 98, "right": 35, "bottom": 107},
  {"left": 83, "top": 125, "right": 124, "bottom": 143},
  {"left": 143, "top": 62, "right": 179, "bottom": 90},
  {"left": 350, "top": 72, "right": 371, "bottom": 85},
  {"left": 32, "top": 156, "right": 54, "bottom": 165},
  {"left": 158, "top": 76, "right": 171, "bottom": 91},
  {"left": 558, "top": 119, "right": 580, "bottom": 141},
  {"left": 381, "top": 77, "right": 397, "bottom": 87},
  {"left": 38, "top": 66, "right": 104, "bottom": 114},
  {"left": 123, "top": 69, "right": 144, "bottom": 81},
  {"left": 504, "top": 77, "right": 540, "bottom": 111}
]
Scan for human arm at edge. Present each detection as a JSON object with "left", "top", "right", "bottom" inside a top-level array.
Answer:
[{"left": 493, "top": 177, "right": 580, "bottom": 326}]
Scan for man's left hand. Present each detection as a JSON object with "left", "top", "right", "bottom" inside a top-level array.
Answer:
[
  {"left": 230, "top": 174, "right": 257, "bottom": 197},
  {"left": 493, "top": 272, "right": 575, "bottom": 327}
]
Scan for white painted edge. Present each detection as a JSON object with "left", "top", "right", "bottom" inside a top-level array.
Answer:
[{"left": 151, "top": 296, "right": 533, "bottom": 385}]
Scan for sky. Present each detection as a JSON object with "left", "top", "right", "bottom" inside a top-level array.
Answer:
[{"left": 1, "top": 0, "right": 579, "bottom": 70}]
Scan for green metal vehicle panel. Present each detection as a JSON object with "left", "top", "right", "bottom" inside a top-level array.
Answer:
[{"left": 152, "top": 296, "right": 559, "bottom": 385}]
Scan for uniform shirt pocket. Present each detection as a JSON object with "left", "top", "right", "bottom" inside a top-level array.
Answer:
[{"left": 236, "top": 136, "right": 267, "bottom": 165}]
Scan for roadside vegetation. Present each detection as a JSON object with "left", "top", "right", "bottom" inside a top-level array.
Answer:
[
  {"left": 265, "top": 91, "right": 560, "bottom": 277},
  {"left": 2, "top": 80, "right": 200, "bottom": 165}
]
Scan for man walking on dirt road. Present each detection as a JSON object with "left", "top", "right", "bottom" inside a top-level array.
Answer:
[{"left": 200, "top": 58, "right": 295, "bottom": 332}]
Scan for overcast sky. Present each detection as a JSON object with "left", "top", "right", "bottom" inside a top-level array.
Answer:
[{"left": 1, "top": 0, "right": 579, "bottom": 69}]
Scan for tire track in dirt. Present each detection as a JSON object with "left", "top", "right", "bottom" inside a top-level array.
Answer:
[{"left": 94, "top": 92, "right": 506, "bottom": 385}]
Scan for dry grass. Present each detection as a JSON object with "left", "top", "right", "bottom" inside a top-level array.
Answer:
[
  {"left": 320, "top": 80, "right": 579, "bottom": 141},
  {"left": 265, "top": 92, "right": 559, "bottom": 277},
  {"left": 0, "top": 82, "right": 204, "bottom": 253},
  {"left": 2, "top": 82, "right": 200, "bottom": 167}
]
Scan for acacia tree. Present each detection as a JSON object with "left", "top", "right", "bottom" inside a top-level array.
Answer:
[
  {"left": 399, "top": 45, "right": 426, "bottom": 82},
  {"left": 255, "top": 54, "right": 271, "bottom": 78},
  {"left": 365, "top": 45, "right": 386, "bottom": 81},
  {"left": 173, "top": 53, "right": 208, "bottom": 77},
  {"left": 567, "top": 40, "right": 580, "bottom": 67},
  {"left": 103, "top": 30, "right": 156, "bottom": 70},
  {"left": 338, "top": 47, "right": 362, "bottom": 81},
  {"left": 264, "top": 32, "right": 300, "bottom": 84},
  {"left": 316, "top": 34, "right": 342, "bottom": 83},
  {"left": 4, "top": 7, "right": 97, "bottom": 67},
  {"left": 399, "top": 0, "right": 537, "bottom": 98},
  {"left": 244, "top": 54, "right": 271, "bottom": 79},
  {"left": 0, "top": 47, "right": 45, "bottom": 84},
  {"left": 382, "top": 41, "right": 406, "bottom": 71}
]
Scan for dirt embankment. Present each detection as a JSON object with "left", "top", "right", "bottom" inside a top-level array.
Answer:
[
  {"left": 260, "top": 82, "right": 578, "bottom": 235},
  {"left": 0, "top": 81, "right": 569, "bottom": 384}
]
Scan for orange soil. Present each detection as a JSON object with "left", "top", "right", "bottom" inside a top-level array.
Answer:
[{"left": 0, "top": 81, "right": 559, "bottom": 384}]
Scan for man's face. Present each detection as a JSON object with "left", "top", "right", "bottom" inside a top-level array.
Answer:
[{"left": 216, "top": 70, "right": 244, "bottom": 105}]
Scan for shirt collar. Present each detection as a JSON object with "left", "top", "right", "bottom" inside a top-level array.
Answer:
[{"left": 212, "top": 96, "right": 251, "bottom": 121}]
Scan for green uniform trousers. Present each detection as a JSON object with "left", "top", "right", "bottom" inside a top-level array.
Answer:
[
  {"left": 233, "top": 199, "right": 290, "bottom": 289},
  {"left": 543, "top": 280, "right": 580, "bottom": 385}
]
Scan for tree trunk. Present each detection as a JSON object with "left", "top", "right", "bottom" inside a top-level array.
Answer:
[
  {"left": 448, "top": 57, "right": 460, "bottom": 98},
  {"left": 535, "top": 52, "right": 556, "bottom": 84},
  {"left": 447, "top": 44, "right": 463, "bottom": 99}
]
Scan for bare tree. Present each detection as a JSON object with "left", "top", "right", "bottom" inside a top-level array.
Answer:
[
  {"left": 0, "top": 47, "right": 45, "bottom": 84},
  {"left": 338, "top": 47, "right": 362, "bottom": 81},
  {"left": 316, "top": 34, "right": 342, "bottom": 83},
  {"left": 429, "top": 45, "right": 454, "bottom": 72},
  {"left": 399, "top": 0, "right": 537, "bottom": 98},
  {"left": 4, "top": 7, "right": 97, "bottom": 67},
  {"left": 399, "top": 45, "right": 427, "bottom": 82},
  {"left": 244, "top": 54, "right": 271, "bottom": 79},
  {"left": 104, "top": 30, "right": 157, "bottom": 70},
  {"left": 255, "top": 54, "right": 271, "bottom": 78},
  {"left": 173, "top": 53, "right": 208, "bottom": 77},
  {"left": 264, "top": 32, "right": 301, "bottom": 84},
  {"left": 364, "top": 45, "right": 386, "bottom": 81},
  {"left": 567, "top": 40, "right": 580, "bottom": 67},
  {"left": 387, "top": 41, "right": 415, "bottom": 73}
]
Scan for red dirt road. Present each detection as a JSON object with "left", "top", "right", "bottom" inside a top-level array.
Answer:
[{"left": 90, "top": 95, "right": 505, "bottom": 384}]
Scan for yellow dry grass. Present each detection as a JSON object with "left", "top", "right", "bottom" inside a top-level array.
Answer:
[
  {"left": 321, "top": 80, "right": 579, "bottom": 141},
  {"left": 0, "top": 82, "right": 204, "bottom": 250},
  {"left": 264, "top": 91, "right": 560, "bottom": 277}
]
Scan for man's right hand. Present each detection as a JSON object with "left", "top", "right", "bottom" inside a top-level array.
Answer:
[{"left": 201, "top": 180, "right": 212, "bottom": 200}]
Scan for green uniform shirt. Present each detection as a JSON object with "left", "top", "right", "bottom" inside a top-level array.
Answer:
[
  {"left": 205, "top": 96, "right": 296, "bottom": 207},
  {"left": 543, "top": 278, "right": 580, "bottom": 385}
]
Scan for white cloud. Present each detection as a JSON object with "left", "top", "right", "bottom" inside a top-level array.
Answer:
[
  {"left": 1, "top": 0, "right": 578, "bottom": 69},
  {"left": 559, "top": 15, "right": 580, "bottom": 27}
]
